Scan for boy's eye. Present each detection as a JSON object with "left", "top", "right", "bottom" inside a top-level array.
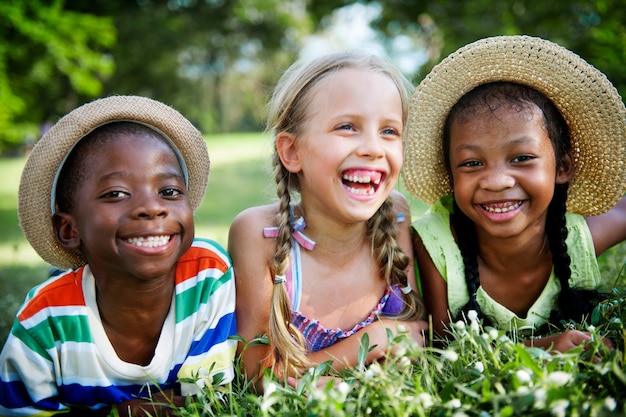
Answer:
[
  {"left": 161, "top": 188, "right": 182, "bottom": 197},
  {"left": 101, "top": 190, "right": 128, "bottom": 199}
]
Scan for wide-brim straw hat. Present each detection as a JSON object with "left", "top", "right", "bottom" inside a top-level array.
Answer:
[
  {"left": 402, "top": 35, "right": 626, "bottom": 216},
  {"left": 18, "top": 95, "right": 210, "bottom": 270}
]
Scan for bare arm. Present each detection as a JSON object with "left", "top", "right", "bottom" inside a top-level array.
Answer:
[
  {"left": 586, "top": 195, "right": 626, "bottom": 256},
  {"left": 304, "top": 318, "right": 428, "bottom": 370},
  {"left": 413, "top": 230, "right": 450, "bottom": 337},
  {"left": 228, "top": 206, "right": 276, "bottom": 385}
]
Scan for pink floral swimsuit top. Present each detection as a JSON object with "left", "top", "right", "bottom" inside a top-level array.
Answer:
[{"left": 263, "top": 208, "right": 405, "bottom": 352}]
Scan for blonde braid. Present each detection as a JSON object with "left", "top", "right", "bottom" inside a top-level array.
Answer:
[
  {"left": 367, "top": 198, "right": 425, "bottom": 321},
  {"left": 267, "top": 151, "right": 311, "bottom": 375}
]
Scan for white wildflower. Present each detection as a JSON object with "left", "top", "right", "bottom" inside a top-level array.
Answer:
[
  {"left": 467, "top": 310, "right": 478, "bottom": 322},
  {"left": 604, "top": 397, "right": 617, "bottom": 411},
  {"left": 416, "top": 392, "right": 433, "bottom": 409},
  {"left": 550, "top": 399, "right": 569, "bottom": 417},
  {"left": 398, "top": 356, "right": 412, "bottom": 370},
  {"left": 547, "top": 371, "right": 571, "bottom": 387},
  {"left": 453, "top": 412, "right": 469, "bottom": 417},
  {"left": 445, "top": 399, "right": 462, "bottom": 409},
  {"left": 470, "top": 320, "right": 480, "bottom": 333},
  {"left": 364, "top": 369, "right": 375, "bottom": 379},
  {"left": 337, "top": 381, "right": 350, "bottom": 396},
  {"left": 264, "top": 381, "right": 278, "bottom": 396},
  {"left": 534, "top": 388, "right": 547, "bottom": 408},
  {"left": 396, "top": 324, "right": 407, "bottom": 333},
  {"left": 488, "top": 328, "right": 499, "bottom": 340},
  {"left": 517, "top": 386, "right": 529, "bottom": 395},
  {"left": 394, "top": 343, "right": 407, "bottom": 357},
  {"left": 586, "top": 325, "right": 595, "bottom": 332},
  {"left": 368, "top": 361, "right": 383, "bottom": 376},
  {"left": 455, "top": 320, "right": 466, "bottom": 330},
  {"left": 442, "top": 350, "right": 459, "bottom": 362},
  {"left": 474, "top": 361, "right": 484, "bottom": 373},
  {"left": 516, "top": 369, "right": 532, "bottom": 384}
]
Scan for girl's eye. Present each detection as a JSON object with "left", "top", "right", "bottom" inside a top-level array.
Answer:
[
  {"left": 381, "top": 127, "right": 400, "bottom": 136},
  {"left": 460, "top": 160, "right": 482, "bottom": 168},
  {"left": 512, "top": 155, "right": 534, "bottom": 163},
  {"left": 337, "top": 124, "right": 355, "bottom": 131}
]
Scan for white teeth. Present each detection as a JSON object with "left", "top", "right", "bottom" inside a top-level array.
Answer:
[
  {"left": 482, "top": 201, "right": 522, "bottom": 213},
  {"left": 125, "top": 235, "right": 170, "bottom": 247},
  {"left": 343, "top": 174, "right": 372, "bottom": 184},
  {"left": 347, "top": 186, "right": 375, "bottom": 196}
]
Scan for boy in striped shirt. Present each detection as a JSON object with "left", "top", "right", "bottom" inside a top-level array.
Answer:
[{"left": 0, "top": 96, "right": 236, "bottom": 416}]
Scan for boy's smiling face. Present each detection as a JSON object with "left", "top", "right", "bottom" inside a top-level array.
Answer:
[{"left": 54, "top": 131, "right": 195, "bottom": 282}]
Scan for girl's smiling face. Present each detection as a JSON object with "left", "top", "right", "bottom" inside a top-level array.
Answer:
[
  {"left": 281, "top": 68, "right": 404, "bottom": 224},
  {"left": 448, "top": 103, "right": 572, "bottom": 240},
  {"left": 55, "top": 131, "right": 194, "bottom": 282}
]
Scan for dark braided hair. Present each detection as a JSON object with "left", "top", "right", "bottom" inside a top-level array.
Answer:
[
  {"left": 547, "top": 183, "right": 605, "bottom": 324},
  {"left": 445, "top": 82, "right": 603, "bottom": 327}
]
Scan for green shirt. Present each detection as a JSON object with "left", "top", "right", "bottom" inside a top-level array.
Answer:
[{"left": 413, "top": 194, "right": 603, "bottom": 332}]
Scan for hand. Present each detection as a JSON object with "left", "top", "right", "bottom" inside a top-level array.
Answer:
[
  {"left": 530, "top": 329, "right": 613, "bottom": 354},
  {"left": 115, "top": 389, "right": 186, "bottom": 417}
]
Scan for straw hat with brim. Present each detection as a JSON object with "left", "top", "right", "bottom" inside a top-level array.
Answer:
[
  {"left": 19, "top": 95, "right": 210, "bottom": 270},
  {"left": 402, "top": 35, "right": 626, "bottom": 216}
]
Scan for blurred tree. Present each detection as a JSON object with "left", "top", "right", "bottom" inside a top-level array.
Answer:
[
  {"left": 310, "top": 0, "right": 626, "bottom": 97},
  {"left": 65, "top": 0, "right": 312, "bottom": 133},
  {"left": 0, "top": 0, "right": 115, "bottom": 153}
]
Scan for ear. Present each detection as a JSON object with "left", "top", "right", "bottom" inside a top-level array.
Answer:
[
  {"left": 53, "top": 212, "right": 81, "bottom": 250},
  {"left": 556, "top": 152, "right": 575, "bottom": 184},
  {"left": 275, "top": 132, "right": 302, "bottom": 173}
]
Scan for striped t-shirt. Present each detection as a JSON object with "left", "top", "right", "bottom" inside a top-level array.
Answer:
[{"left": 0, "top": 238, "right": 237, "bottom": 415}]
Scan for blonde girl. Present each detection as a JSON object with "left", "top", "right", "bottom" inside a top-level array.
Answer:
[{"left": 229, "top": 51, "right": 427, "bottom": 385}]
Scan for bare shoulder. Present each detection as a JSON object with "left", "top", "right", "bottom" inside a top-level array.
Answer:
[
  {"left": 228, "top": 204, "right": 279, "bottom": 276},
  {"left": 230, "top": 204, "right": 279, "bottom": 234}
]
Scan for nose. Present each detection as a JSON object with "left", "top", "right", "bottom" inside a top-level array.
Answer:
[
  {"left": 132, "top": 191, "right": 168, "bottom": 219},
  {"left": 356, "top": 130, "right": 385, "bottom": 159},
  {"left": 479, "top": 165, "right": 515, "bottom": 191}
]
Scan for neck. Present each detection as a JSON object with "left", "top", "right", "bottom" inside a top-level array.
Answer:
[{"left": 476, "top": 229, "right": 551, "bottom": 273}]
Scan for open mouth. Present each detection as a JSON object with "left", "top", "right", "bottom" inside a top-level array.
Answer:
[
  {"left": 124, "top": 235, "right": 172, "bottom": 248},
  {"left": 342, "top": 169, "right": 383, "bottom": 196},
  {"left": 480, "top": 201, "right": 524, "bottom": 213}
]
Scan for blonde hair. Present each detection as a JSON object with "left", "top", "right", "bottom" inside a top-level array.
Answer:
[{"left": 266, "top": 51, "right": 424, "bottom": 375}]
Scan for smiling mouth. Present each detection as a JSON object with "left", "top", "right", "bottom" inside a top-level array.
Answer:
[
  {"left": 124, "top": 235, "right": 171, "bottom": 248},
  {"left": 342, "top": 169, "right": 383, "bottom": 196},
  {"left": 480, "top": 201, "right": 524, "bottom": 213}
]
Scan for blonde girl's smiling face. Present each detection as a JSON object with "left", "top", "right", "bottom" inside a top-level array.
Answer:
[
  {"left": 448, "top": 103, "right": 570, "bottom": 240},
  {"left": 280, "top": 67, "right": 404, "bottom": 222}
]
